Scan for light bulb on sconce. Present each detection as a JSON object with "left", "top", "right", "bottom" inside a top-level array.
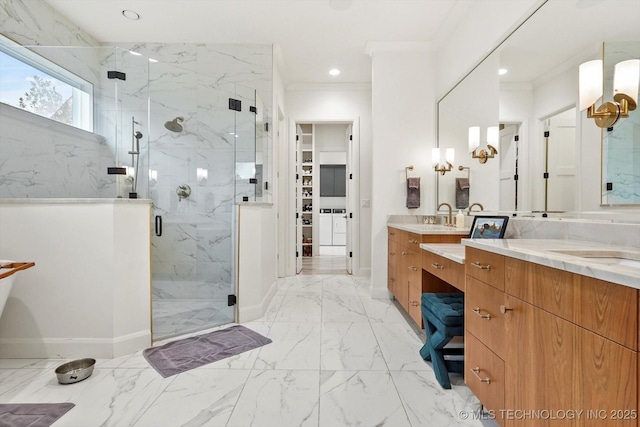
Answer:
[
  {"left": 579, "top": 58, "right": 639, "bottom": 128},
  {"left": 432, "top": 148, "right": 454, "bottom": 175},
  {"left": 469, "top": 126, "right": 499, "bottom": 164}
]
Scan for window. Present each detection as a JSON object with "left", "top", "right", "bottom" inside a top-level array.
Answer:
[{"left": 0, "top": 35, "right": 93, "bottom": 131}]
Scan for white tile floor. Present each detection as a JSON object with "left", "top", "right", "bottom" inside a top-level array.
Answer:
[{"left": 0, "top": 274, "right": 497, "bottom": 427}]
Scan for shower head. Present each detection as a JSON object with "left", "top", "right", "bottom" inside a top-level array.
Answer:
[
  {"left": 165, "top": 117, "right": 184, "bottom": 133},
  {"left": 134, "top": 131, "right": 143, "bottom": 140}
]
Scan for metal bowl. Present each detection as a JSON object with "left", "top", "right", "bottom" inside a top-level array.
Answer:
[{"left": 55, "top": 358, "right": 96, "bottom": 384}]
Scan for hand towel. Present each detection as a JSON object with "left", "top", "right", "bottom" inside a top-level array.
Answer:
[
  {"left": 406, "top": 177, "right": 420, "bottom": 209},
  {"left": 455, "top": 178, "right": 469, "bottom": 209}
]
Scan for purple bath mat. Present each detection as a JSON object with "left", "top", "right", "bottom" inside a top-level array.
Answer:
[
  {"left": 0, "top": 403, "right": 75, "bottom": 427},
  {"left": 143, "top": 325, "right": 271, "bottom": 377}
]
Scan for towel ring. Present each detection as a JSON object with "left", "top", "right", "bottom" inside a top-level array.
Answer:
[
  {"left": 405, "top": 165, "right": 414, "bottom": 180},
  {"left": 458, "top": 165, "right": 470, "bottom": 180}
]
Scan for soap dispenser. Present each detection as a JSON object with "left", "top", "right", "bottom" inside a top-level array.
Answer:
[{"left": 456, "top": 210, "right": 465, "bottom": 228}]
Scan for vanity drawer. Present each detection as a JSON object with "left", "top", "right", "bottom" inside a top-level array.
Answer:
[
  {"left": 408, "top": 283, "right": 423, "bottom": 327},
  {"left": 465, "top": 331, "right": 505, "bottom": 426},
  {"left": 404, "top": 250, "right": 422, "bottom": 289},
  {"left": 422, "top": 251, "right": 464, "bottom": 291},
  {"left": 465, "top": 247, "right": 505, "bottom": 291},
  {"left": 388, "top": 240, "right": 398, "bottom": 293},
  {"left": 406, "top": 232, "right": 422, "bottom": 251},
  {"left": 388, "top": 227, "right": 404, "bottom": 244},
  {"left": 506, "top": 258, "right": 638, "bottom": 350},
  {"left": 466, "top": 276, "right": 506, "bottom": 359}
]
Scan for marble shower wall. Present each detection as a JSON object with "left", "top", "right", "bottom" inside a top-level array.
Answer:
[{"left": 0, "top": 0, "right": 118, "bottom": 198}]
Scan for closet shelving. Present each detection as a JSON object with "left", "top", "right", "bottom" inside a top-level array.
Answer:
[{"left": 300, "top": 124, "right": 313, "bottom": 257}]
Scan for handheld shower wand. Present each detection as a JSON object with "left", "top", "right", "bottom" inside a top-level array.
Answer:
[{"left": 129, "top": 117, "right": 143, "bottom": 197}]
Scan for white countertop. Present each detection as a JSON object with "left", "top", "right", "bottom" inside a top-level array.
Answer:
[
  {"left": 463, "top": 239, "right": 640, "bottom": 289},
  {"left": 0, "top": 198, "right": 151, "bottom": 205},
  {"left": 420, "top": 243, "right": 465, "bottom": 264},
  {"left": 388, "top": 223, "right": 469, "bottom": 235}
]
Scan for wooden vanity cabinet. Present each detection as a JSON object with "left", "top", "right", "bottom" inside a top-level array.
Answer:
[
  {"left": 387, "top": 226, "right": 465, "bottom": 326},
  {"left": 465, "top": 247, "right": 639, "bottom": 427}
]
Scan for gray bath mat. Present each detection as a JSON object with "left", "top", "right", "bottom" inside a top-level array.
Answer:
[
  {"left": 144, "top": 325, "right": 272, "bottom": 377},
  {"left": 0, "top": 403, "right": 75, "bottom": 427}
]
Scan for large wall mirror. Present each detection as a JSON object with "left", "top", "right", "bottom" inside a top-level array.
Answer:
[{"left": 437, "top": 0, "right": 640, "bottom": 215}]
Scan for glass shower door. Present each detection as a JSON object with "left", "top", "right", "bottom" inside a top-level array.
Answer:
[{"left": 147, "top": 59, "right": 238, "bottom": 340}]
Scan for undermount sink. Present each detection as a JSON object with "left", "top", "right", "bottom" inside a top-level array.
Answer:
[{"left": 548, "top": 249, "right": 640, "bottom": 269}]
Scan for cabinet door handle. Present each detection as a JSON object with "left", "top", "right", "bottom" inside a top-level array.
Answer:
[
  {"left": 431, "top": 263, "right": 444, "bottom": 270},
  {"left": 389, "top": 278, "right": 395, "bottom": 282},
  {"left": 470, "top": 261, "right": 491, "bottom": 270},
  {"left": 472, "top": 307, "right": 491, "bottom": 320},
  {"left": 500, "top": 305, "right": 512, "bottom": 314},
  {"left": 471, "top": 367, "right": 491, "bottom": 384},
  {"left": 408, "top": 266, "right": 418, "bottom": 271},
  {"left": 389, "top": 252, "right": 396, "bottom": 256},
  {"left": 408, "top": 239, "right": 418, "bottom": 244},
  {"left": 401, "top": 251, "right": 409, "bottom": 256},
  {"left": 389, "top": 232, "right": 396, "bottom": 235},
  {"left": 410, "top": 301, "right": 419, "bottom": 307}
]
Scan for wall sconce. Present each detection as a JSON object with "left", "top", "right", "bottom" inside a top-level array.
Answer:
[
  {"left": 432, "top": 148, "right": 454, "bottom": 175},
  {"left": 469, "top": 126, "right": 498, "bottom": 163},
  {"left": 579, "top": 59, "right": 639, "bottom": 128}
]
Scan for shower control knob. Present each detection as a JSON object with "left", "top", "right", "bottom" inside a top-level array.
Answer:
[{"left": 176, "top": 184, "right": 192, "bottom": 201}]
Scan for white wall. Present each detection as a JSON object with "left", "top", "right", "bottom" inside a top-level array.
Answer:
[
  {"left": 369, "top": 47, "right": 436, "bottom": 298},
  {"left": 0, "top": 200, "right": 151, "bottom": 358},
  {"left": 286, "top": 84, "right": 372, "bottom": 276},
  {"left": 237, "top": 204, "right": 277, "bottom": 322}
]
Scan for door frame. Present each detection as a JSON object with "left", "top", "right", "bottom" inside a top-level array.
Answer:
[{"left": 283, "top": 117, "right": 361, "bottom": 276}]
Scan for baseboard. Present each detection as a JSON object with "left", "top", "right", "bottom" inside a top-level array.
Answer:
[
  {"left": 238, "top": 280, "right": 278, "bottom": 323},
  {"left": 0, "top": 330, "right": 151, "bottom": 359},
  {"left": 352, "top": 267, "right": 371, "bottom": 277}
]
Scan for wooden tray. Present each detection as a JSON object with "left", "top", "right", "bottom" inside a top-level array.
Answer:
[{"left": 0, "top": 262, "right": 35, "bottom": 280}]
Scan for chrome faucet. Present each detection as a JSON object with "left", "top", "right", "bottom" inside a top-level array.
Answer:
[
  {"left": 438, "top": 202, "right": 453, "bottom": 226},
  {"left": 467, "top": 202, "right": 484, "bottom": 215}
]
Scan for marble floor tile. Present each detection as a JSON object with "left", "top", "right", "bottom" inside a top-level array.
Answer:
[
  {"left": 360, "top": 297, "right": 408, "bottom": 323},
  {"left": 254, "top": 322, "right": 321, "bottom": 370},
  {"left": 371, "top": 322, "right": 431, "bottom": 371},
  {"left": 322, "top": 294, "right": 367, "bottom": 323},
  {"left": 274, "top": 293, "right": 322, "bottom": 322},
  {"left": 226, "top": 370, "right": 320, "bottom": 427},
  {"left": 319, "top": 370, "right": 411, "bottom": 427},
  {"left": 132, "top": 369, "right": 250, "bottom": 427},
  {"left": 391, "top": 370, "right": 485, "bottom": 426},
  {"left": 54, "top": 368, "right": 172, "bottom": 427},
  {"left": 320, "top": 322, "right": 387, "bottom": 371},
  {"left": 0, "top": 274, "right": 488, "bottom": 426}
]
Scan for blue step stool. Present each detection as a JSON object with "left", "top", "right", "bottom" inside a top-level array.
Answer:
[{"left": 419, "top": 293, "right": 465, "bottom": 389}]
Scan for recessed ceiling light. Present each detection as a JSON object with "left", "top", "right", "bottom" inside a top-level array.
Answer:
[
  {"left": 498, "top": 68, "right": 508, "bottom": 75},
  {"left": 122, "top": 10, "right": 140, "bottom": 20},
  {"left": 148, "top": 58, "right": 158, "bottom": 63},
  {"left": 329, "top": 68, "right": 340, "bottom": 76},
  {"left": 129, "top": 50, "right": 142, "bottom": 56}
]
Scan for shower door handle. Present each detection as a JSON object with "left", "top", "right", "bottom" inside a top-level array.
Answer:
[{"left": 155, "top": 215, "right": 162, "bottom": 237}]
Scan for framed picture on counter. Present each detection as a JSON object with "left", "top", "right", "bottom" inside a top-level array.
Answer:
[{"left": 469, "top": 215, "right": 509, "bottom": 239}]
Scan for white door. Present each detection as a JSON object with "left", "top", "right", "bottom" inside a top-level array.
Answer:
[
  {"left": 546, "top": 109, "right": 576, "bottom": 212},
  {"left": 345, "top": 124, "right": 353, "bottom": 274},
  {"left": 295, "top": 124, "right": 303, "bottom": 274}
]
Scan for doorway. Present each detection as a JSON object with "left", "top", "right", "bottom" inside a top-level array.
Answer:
[{"left": 294, "top": 122, "right": 354, "bottom": 275}]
